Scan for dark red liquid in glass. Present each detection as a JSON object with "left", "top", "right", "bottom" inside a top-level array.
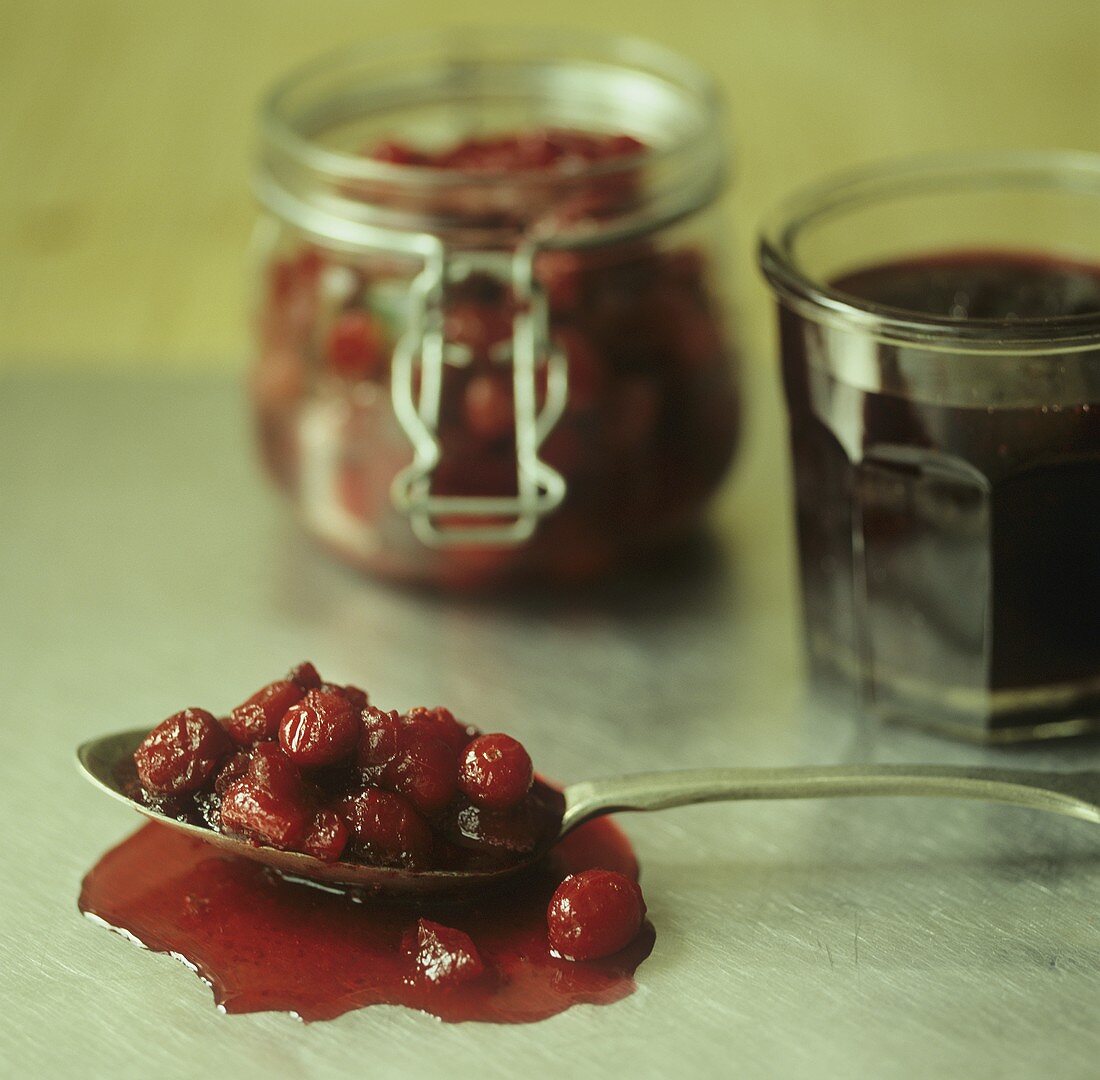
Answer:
[
  {"left": 782, "top": 249, "right": 1100, "bottom": 738},
  {"left": 78, "top": 819, "right": 654, "bottom": 1024},
  {"left": 834, "top": 250, "right": 1100, "bottom": 321}
]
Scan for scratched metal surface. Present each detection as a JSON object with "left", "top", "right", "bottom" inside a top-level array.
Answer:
[{"left": 3, "top": 372, "right": 1099, "bottom": 1080}]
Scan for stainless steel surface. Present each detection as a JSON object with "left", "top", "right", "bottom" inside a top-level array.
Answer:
[{"left": 6, "top": 372, "right": 1100, "bottom": 1079}]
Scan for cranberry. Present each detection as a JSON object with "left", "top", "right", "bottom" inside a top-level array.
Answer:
[
  {"left": 213, "top": 751, "right": 251, "bottom": 796},
  {"left": 546, "top": 870, "right": 647, "bottom": 961},
  {"left": 219, "top": 745, "right": 321, "bottom": 852},
  {"left": 220, "top": 778, "right": 311, "bottom": 849},
  {"left": 326, "top": 311, "right": 387, "bottom": 380},
  {"left": 279, "top": 689, "right": 359, "bottom": 767},
  {"left": 224, "top": 679, "right": 303, "bottom": 746},
  {"left": 357, "top": 706, "right": 403, "bottom": 768},
  {"left": 555, "top": 326, "right": 605, "bottom": 408},
  {"left": 458, "top": 734, "right": 533, "bottom": 810},
  {"left": 302, "top": 809, "right": 349, "bottom": 862},
  {"left": 342, "top": 684, "right": 370, "bottom": 711},
  {"left": 444, "top": 303, "right": 513, "bottom": 356},
  {"left": 247, "top": 742, "right": 303, "bottom": 798},
  {"left": 316, "top": 681, "right": 371, "bottom": 712},
  {"left": 269, "top": 248, "right": 323, "bottom": 305},
  {"left": 606, "top": 378, "right": 661, "bottom": 455},
  {"left": 266, "top": 261, "right": 321, "bottom": 358},
  {"left": 428, "top": 129, "right": 640, "bottom": 173},
  {"left": 535, "top": 250, "right": 584, "bottom": 310},
  {"left": 387, "top": 732, "right": 457, "bottom": 814},
  {"left": 464, "top": 374, "right": 514, "bottom": 441},
  {"left": 315, "top": 681, "right": 370, "bottom": 712},
  {"left": 369, "top": 140, "right": 427, "bottom": 166},
  {"left": 666, "top": 247, "right": 707, "bottom": 284},
  {"left": 337, "top": 789, "right": 432, "bottom": 867},
  {"left": 659, "top": 289, "right": 723, "bottom": 370},
  {"left": 540, "top": 427, "right": 584, "bottom": 475},
  {"left": 605, "top": 133, "right": 645, "bottom": 158},
  {"left": 407, "top": 920, "right": 485, "bottom": 987},
  {"left": 403, "top": 706, "right": 477, "bottom": 754},
  {"left": 287, "top": 661, "right": 322, "bottom": 691},
  {"left": 134, "top": 708, "right": 232, "bottom": 795},
  {"left": 124, "top": 671, "right": 561, "bottom": 879}
]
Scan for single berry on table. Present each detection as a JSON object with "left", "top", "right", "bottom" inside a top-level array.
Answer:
[{"left": 546, "top": 869, "right": 647, "bottom": 961}]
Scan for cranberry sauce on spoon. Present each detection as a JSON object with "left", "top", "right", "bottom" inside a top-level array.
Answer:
[{"left": 79, "top": 663, "right": 654, "bottom": 1023}]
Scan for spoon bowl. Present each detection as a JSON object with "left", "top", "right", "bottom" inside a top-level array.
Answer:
[
  {"left": 78, "top": 729, "right": 552, "bottom": 896},
  {"left": 79, "top": 729, "right": 1100, "bottom": 898}
]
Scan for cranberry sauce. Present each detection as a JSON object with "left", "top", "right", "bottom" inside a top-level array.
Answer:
[
  {"left": 782, "top": 250, "right": 1100, "bottom": 738},
  {"left": 126, "top": 666, "right": 562, "bottom": 876},
  {"left": 833, "top": 250, "right": 1100, "bottom": 321},
  {"left": 78, "top": 818, "right": 654, "bottom": 1024},
  {"left": 252, "top": 129, "right": 739, "bottom": 589}
]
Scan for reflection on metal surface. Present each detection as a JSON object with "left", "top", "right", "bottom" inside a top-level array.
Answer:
[{"left": 12, "top": 375, "right": 1100, "bottom": 1077}]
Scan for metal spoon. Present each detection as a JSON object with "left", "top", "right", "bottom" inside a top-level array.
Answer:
[{"left": 78, "top": 728, "right": 1100, "bottom": 898}]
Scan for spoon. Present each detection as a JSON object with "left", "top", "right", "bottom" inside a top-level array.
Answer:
[{"left": 78, "top": 728, "right": 1100, "bottom": 897}]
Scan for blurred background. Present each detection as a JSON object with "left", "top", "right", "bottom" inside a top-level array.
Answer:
[
  {"left": 6, "top": 0, "right": 1100, "bottom": 558},
  {"left": 5, "top": 0, "right": 1100, "bottom": 368}
]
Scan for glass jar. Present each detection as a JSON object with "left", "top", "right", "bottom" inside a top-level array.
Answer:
[
  {"left": 760, "top": 151, "right": 1100, "bottom": 743},
  {"left": 249, "top": 29, "right": 740, "bottom": 589}
]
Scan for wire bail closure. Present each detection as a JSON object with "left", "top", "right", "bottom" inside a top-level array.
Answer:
[{"left": 390, "top": 244, "right": 568, "bottom": 547}]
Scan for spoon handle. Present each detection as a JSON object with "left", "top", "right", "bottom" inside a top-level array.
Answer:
[{"left": 559, "top": 764, "right": 1100, "bottom": 835}]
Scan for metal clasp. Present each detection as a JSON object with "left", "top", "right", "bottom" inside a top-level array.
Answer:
[{"left": 390, "top": 244, "right": 568, "bottom": 547}]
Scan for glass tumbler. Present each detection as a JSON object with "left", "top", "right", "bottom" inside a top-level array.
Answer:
[
  {"left": 760, "top": 152, "right": 1100, "bottom": 743},
  {"left": 249, "top": 29, "right": 741, "bottom": 590}
]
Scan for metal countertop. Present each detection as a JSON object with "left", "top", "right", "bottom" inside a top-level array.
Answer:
[{"left": 3, "top": 372, "right": 1098, "bottom": 1080}]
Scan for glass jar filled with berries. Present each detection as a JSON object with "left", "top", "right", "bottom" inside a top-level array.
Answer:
[{"left": 250, "top": 29, "right": 741, "bottom": 588}]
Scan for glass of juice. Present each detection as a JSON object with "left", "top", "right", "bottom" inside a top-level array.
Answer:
[{"left": 759, "top": 152, "right": 1100, "bottom": 743}]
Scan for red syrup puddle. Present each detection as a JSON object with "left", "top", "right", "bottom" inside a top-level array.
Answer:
[{"left": 78, "top": 819, "right": 655, "bottom": 1023}]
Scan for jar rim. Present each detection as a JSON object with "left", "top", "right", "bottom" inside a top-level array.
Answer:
[
  {"left": 758, "top": 149, "right": 1100, "bottom": 353},
  {"left": 259, "top": 26, "right": 722, "bottom": 190}
]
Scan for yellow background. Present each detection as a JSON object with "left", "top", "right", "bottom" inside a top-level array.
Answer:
[{"left": 3, "top": 0, "right": 1100, "bottom": 368}]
